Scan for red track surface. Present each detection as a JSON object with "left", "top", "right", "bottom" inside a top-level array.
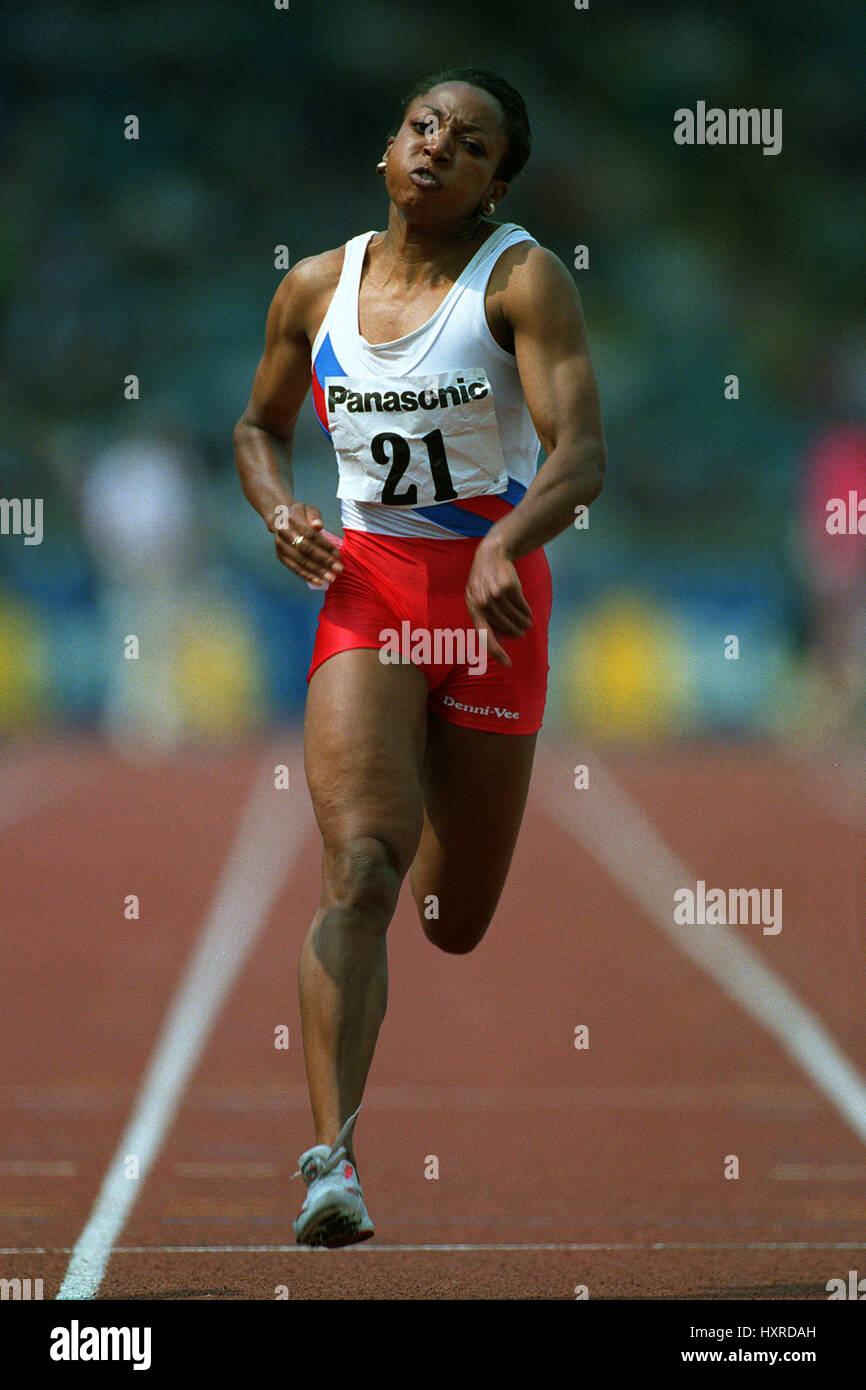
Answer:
[{"left": 1, "top": 734, "right": 864, "bottom": 1300}]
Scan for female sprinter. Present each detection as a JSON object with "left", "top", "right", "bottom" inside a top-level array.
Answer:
[{"left": 233, "top": 68, "right": 606, "bottom": 1247}]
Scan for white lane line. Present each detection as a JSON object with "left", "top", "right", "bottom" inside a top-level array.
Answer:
[
  {"left": 9, "top": 1081, "right": 818, "bottom": 1113},
  {"left": 536, "top": 754, "right": 866, "bottom": 1146},
  {"left": 0, "top": 1161, "right": 77, "bottom": 1176},
  {"left": 55, "top": 752, "right": 313, "bottom": 1301},
  {"left": 13, "top": 1243, "right": 866, "bottom": 1255},
  {"left": 773, "top": 1165, "right": 866, "bottom": 1181},
  {"left": 172, "top": 1162, "right": 277, "bottom": 1177}
]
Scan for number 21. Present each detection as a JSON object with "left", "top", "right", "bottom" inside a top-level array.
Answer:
[{"left": 370, "top": 428, "right": 458, "bottom": 505}]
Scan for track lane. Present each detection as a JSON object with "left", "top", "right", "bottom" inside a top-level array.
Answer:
[
  {"left": 3, "top": 737, "right": 864, "bottom": 1300},
  {"left": 102, "top": 740, "right": 866, "bottom": 1298}
]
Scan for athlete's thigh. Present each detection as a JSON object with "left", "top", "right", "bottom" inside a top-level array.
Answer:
[
  {"left": 410, "top": 712, "right": 537, "bottom": 921},
  {"left": 304, "top": 648, "right": 429, "bottom": 869}
]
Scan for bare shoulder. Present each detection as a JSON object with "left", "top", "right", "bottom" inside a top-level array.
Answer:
[
  {"left": 289, "top": 244, "right": 347, "bottom": 294},
  {"left": 489, "top": 239, "right": 577, "bottom": 310},
  {"left": 268, "top": 243, "right": 349, "bottom": 343},
  {"left": 486, "top": 237, "right": 579, "bottom": 351}
]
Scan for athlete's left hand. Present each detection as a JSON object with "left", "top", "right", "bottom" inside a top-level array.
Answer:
[{"left": 465, "top": 541, "right": 533, "bottom": 668}]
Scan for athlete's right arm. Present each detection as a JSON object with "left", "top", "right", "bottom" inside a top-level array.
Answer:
[{"left": 233, "top": 260, "right": 343, "bottom": 586}]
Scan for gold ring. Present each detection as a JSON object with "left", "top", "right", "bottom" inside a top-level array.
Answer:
[{"left": 291, "top": 533, "right": 306, "bottom": 548}]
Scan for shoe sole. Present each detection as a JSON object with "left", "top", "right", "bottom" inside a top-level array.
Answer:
[{"left": 296, "top": 1208, "right": 374, "bottom": 1249}]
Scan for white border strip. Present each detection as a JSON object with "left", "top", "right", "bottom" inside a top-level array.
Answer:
[
  {"left": 56, "top": 754, "right": 312, "bottom": 1300},
  {"left": 14, "top": 1242, "right": 866, "bottom": 1255},
  {"left": 536, "top": 755, "right": 866, "bottom": 1144}
]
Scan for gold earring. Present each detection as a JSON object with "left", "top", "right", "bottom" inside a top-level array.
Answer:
[{"left": 485, "top": 201, "right": 495, "bottom": 214}]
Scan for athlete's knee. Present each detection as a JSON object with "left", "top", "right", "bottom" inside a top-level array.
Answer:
[
  {"left": 325, "top": 835, "right": 405, "bottom": 930},
  {"left": 420, "top": 905, "right": 493, "bottom": 955}
]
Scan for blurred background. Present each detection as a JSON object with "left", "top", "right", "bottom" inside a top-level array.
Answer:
[{"left": 1, "top": 0, "right": 864, "bottom": 750}]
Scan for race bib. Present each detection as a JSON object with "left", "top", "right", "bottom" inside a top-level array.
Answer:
[{"left": 325, "top": 370, "right": 508, "bottom": 506}]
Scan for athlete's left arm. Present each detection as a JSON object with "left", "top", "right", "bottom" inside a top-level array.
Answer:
[
  {"left": 464, "top": 246, "right": 605, "bottom": 663},
  {"left": 492, "top": 244, "right": 606, "bottom": 557}
]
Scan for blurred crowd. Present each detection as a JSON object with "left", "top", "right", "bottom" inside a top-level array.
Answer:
[{"left": 1, "top": 0, "right": 863, "bottom": 745}]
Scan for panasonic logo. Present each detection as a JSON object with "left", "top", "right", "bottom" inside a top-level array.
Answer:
[{"left": 327, "top": 376, "right": 488, "bottom": 414}]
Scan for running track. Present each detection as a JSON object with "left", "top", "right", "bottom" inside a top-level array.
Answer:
[{"left": 1, "top": 733, "right": 864, "bottom": 1300}]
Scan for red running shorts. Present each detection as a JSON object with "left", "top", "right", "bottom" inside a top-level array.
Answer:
[{"left": 308, "top": 529, "right": 552, "bottom": 735}]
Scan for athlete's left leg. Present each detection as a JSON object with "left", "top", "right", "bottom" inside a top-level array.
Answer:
[{"left": 409, "top": 712, "right": 537, "bottom": 953}]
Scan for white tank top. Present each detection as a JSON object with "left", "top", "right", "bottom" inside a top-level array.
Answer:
[{"left": 309, "top": 221, "right": 540, "bottom": 539}]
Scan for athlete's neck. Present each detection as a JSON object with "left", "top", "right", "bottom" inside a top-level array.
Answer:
[{"left": 374, "top": 208, "right": 496, "bottom": 288}]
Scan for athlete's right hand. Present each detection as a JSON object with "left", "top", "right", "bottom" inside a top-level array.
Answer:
[{"left": 272, "top": 502, "right": 344, "bottom": 585}]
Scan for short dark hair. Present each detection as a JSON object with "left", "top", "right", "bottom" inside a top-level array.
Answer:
[{"left": 391, "top": 68, "right": 531, "bottom": 184}]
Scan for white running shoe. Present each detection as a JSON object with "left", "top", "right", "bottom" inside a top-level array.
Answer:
[{"left": 292, "top": 1106, "right": 374, "bottom": 1248}]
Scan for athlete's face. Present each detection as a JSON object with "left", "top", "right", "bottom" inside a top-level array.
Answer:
[{"left": 383, "top": 82, "right": 510, "bottom": 223}]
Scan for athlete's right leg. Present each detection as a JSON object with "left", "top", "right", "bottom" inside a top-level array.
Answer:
[{"left": 300, "top": 647, "right": 428, "bottom": 1160}]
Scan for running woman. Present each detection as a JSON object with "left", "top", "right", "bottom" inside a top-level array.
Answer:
[{"left": 234, "top": 68, "right": 606, "bottom": 1247}]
